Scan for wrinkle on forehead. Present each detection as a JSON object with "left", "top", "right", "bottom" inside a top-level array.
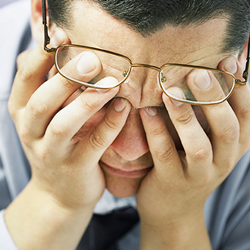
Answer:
[
  {"left": 65, "top": 1, "right": 230, "bottom": 108},
  {"left": 71, "top": 2, "right": 226, "bottom": 47}
]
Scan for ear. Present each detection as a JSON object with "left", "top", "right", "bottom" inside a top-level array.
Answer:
[
  {"left": 30, "top": 0, "right": 61, "bottom": 44},
  {"left": 238, "top": 37, "right": 249, "bottom": 69},
  {"left": 30, "top": 0, "right": 45, "bottom": 43},
  {"left": 31, "top": 0, "right": 71, "bottom": 46}
]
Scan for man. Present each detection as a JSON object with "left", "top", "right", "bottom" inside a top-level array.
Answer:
[{"left": 0, "top": 0, "right": 250, "bottom": 249}]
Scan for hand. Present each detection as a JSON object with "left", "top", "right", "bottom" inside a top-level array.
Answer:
[
  {"left": 8, "top": 39, "right": 131, "bottom": 211},
  {"left": 137, "top": 56, "right": 250, "bottom": 248}
]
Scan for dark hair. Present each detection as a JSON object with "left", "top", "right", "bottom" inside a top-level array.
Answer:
[{"left": 48, "top": 0, "right": 250, "bottom": 53}]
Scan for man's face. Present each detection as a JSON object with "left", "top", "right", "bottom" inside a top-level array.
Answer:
[{"left": 60, "top": 1, "right": 232, "bottom": 198}]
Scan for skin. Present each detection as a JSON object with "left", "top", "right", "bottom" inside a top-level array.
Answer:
[{"left": 4, "top": 0, "right": 250, "bottom": 249}]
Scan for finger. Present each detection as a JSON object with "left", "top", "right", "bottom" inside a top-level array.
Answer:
[
  {"left": 221, "top": 57, "right": 250, "bottom": 154},
  {"left": 139, "top": 105, "right": 184, "bottom": 179},
  {"left": 21, "top": 50, "right": 103, "bottom": 141},
  {"left": 48, "top": 96, "right": 131, "bottom": 169},
  {"left": 8, "top": 43, "right": 54, "bottom": 122},
  {"left": 48, "top": 65, "right": 58, "bottom": 80},
  {"left": 16, "top": 50, "right": 32, "bottom": 70},
  {"left": 186, "top": 65, "right": 239, "bottom": 170},
  {"left": 43, "top": 85, "right": 121, "bottom": 157},
  {"left": 186, "top": 68, "right": 229, "bottom": 104},
  {"left": 8, "top": 29, "right": 68, "bottom": 118},
  {"left": 71, "top": 97, "right": 131, "bottom": 167},
  {"left": 11, "top": 45, "right": 54, "bottom": 109},
  {"left": 162, "top": 90, "right": 212, "bottom": 177}
]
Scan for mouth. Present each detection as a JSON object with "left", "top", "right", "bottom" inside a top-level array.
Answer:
[{"left": 100, "top": 162, "right": 153, "bottom": 179}]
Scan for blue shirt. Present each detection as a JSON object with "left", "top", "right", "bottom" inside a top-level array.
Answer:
[{"left": 0, "top": 1, "right": 249, "bottom": 249}]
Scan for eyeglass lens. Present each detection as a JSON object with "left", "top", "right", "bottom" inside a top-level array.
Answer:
[
  {"left": 160, "top": 66, "right": 235, "bottom": 104},
  {"left": 56, "top": 45, "right": 235, "bottom": 104},
  {"left": 56, "top": 46, "right": 131, "bottom": 88}
]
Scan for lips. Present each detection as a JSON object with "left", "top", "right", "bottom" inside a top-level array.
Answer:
[{"left": 100, "top": 162, "right": 153, "bottom": 179}]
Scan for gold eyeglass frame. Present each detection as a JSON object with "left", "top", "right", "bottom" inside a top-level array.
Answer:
[{"left": 42, "top": 0, "right": 250, "bottom": 105}]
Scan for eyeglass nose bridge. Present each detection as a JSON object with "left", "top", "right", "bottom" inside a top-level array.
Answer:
[
  {"left": 131, "top": 63, "right": 161, "bottom": 71},
  {"left": 129, "top": 64, "right": 166, "bottom": 88}
]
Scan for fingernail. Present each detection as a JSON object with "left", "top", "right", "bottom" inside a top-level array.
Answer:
[
  {"left": 224, "top": 58, "right": 237, "bottom": 74},
  {"left": 114, "top": 98, "right": 127, "bottom": 112},
  {"left": 171, "top": 99, "right": 183, "bottom": 107},
  {"left": 96, "top": 77, "right": 119, "bottom": 93},
  {"left": 50, "top": 28, "right": 65, "bottom": 47},
  {"left": 167, "top": 87, "right": 185, "bottom": 107},
  {"left": 96, "top": 88, "right": 111, "bottom": 94},
  {"left": 194, "top": 70, "right": 211, "bottom": 90},
  {"left": 144, "top": 107, "right": 158, "bottom": 116},
  {"left": 77, "top": 52, "right": 96, "bottom": 75}
]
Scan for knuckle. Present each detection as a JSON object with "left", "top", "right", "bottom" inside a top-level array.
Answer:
[
  {"left": 154, "top": 142, "right": 175, "bottom": 162},
  {"left": 149, "top": 125, "right": 166, "bottom": 137},
  {"left": 189, "top": 143, "right": 211, "bottom": 162},
  {"left": 36, "top": 146, "right": 51, "bottom": 166},
  {"left": 217, "top": 120, "right": 239, "bottom": 143},
  {"left": 16, "top": 51, "right": 28, "bottom": 70},
  {"left": 19, "top": 125, "right": 32, "bottom": 146},
  {"left": 89, "top": 128, "right": 107, "bottom": 150},
  {"left": 217, "top": 160, "right": 235, "bottom": 179},
  {"left": 58, "top": 76, "right": 78, "bottom": 90},
  {"left": 28, "top": 97, "right": 49, "bottom": 119},
  {"left": 175, "top": 110, "right": 193, "bottom": 125},
  {"left": 49, "top": 121, "right": 69, "bottom": 140},
  {"left": 104, "top": 115, "right": 120, "bottom": 130},
  {"left": 79, "top": 95, "right": 99, "bottom": 112},
  {"left": 18, "top": 63, "right": 34, "bottom": 82}
]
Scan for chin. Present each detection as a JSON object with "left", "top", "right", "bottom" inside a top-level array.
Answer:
[{"left": 104, "top": 173, "right": 143, "bottom": 198}]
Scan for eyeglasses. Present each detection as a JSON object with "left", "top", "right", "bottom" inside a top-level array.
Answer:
[{"left": 42, "top": 0, "right": 249, "bottom": 105}]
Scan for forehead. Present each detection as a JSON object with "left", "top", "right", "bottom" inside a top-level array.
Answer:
[{"left": 66, "top": 1, "right": 229, "bottom": 65}]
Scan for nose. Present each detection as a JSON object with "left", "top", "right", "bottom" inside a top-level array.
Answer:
[
  {"left": 117, "top": 66, "right": 163, "bottom": 108},
  {"left": 110, "top": 108, "right": 149, "bottom": 161}
]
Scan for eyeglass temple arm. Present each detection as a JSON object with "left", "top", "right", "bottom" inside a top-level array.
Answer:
[
  {"left": 235, "top": 35, "right": 250, "bottom": 85},
  {"left": 243, "top": 35, "right": 250, "bottom": 80},
  {"left": 42, "top": 0, "right": 56, "bottom": 53}
]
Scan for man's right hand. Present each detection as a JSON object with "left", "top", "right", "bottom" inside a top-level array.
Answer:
[{"left": 6, "top": 29, "right": 131, "bottom": 250}]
